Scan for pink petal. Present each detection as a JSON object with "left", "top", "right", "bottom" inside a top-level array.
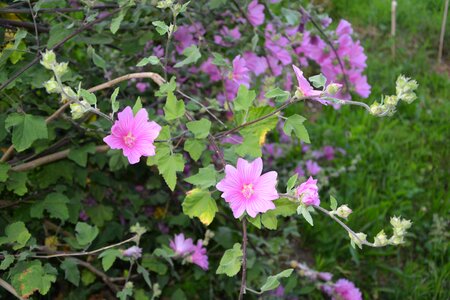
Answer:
[
  {"left": 237, "top": 158, "right": 262, "bottom": 183},
  {"left": 292, "top": 65, "right": 314, "bottom": 95},
  {"left": 103, "top": 135, "right": 123, "bottom": 149}
]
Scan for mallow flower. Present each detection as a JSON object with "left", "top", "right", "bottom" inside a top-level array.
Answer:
[
  {"left": 247, "top": 0, "right": 265, "bottom": 27},
  {"left": 103, "top": 107, "right": 161, "bottom": 164},
  {"left": 332, "top": 279, "right": 363, "bottom": 300},
  {"left": 292, "top": 65, "right": 330, "bottom": 105},
  {"left": 216, "top": 158, "right": 279, "bottom": 218},
  {"left": 189, "top": 240, "right": 209, "bottom": 270},
  {"left": 296, "top": 177, "right": 320, "bottom": 206},
  {"left": 122, "top": 246, "right": 142, "bottom": 259},
  {"left": 169, "top": 233, "right": 194, "bottom": 257}
]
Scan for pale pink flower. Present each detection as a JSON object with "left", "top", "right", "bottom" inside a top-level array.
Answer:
[
  {"left": 243, "top": 52, "right": 268, "bottom": 76},
  {"left": 216, "top": 158, "right": 279, "bottom": 218},
  {"left": 170, "top": 233, "right": 195, "bottom": 257},
  {"left": 247, "top": 0, "right": 265, "bottom": 27},
  {"left": 123, "top": 246, "right": 142, "bottom": 259},
  {"left": 333, "top": 279, "right": 362, "bottom": 300},
  {"left": 296, "top": 177, "right": 320, "bottom": 206},
  {"left": 190, "top": 240, "right": 209, "bottom": 270},
  {"left": 230, "top": 55, "right": 250, "bottom": 87},
  {"left": 292, "top": 65, "right": 322, "bottom": 97},
  {"left": 318, "top": 272, "right": 333, "bottom": 281},
  {"left": 103, "top": 107, "right": 161, "bottom": 164},
  {"left": 306, "top": 160, "right": 321, "bottom": 175},
  {"left": 136, "top": 82, "right": 149, "bottom": 93}
]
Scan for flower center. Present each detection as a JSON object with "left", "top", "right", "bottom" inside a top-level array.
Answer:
[
  {"left": 123, "top": 132, "right": 136, "bottom": 147},
  {"left": 241, "top": 183, "right": 254, "bottom": 199}
]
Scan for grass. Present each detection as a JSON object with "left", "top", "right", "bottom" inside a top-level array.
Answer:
[{"left": 299, "top": 0, "right": 450, "bottom": 299}]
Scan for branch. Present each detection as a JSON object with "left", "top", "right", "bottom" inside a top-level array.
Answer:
[
  {"left": 69, "top": 258, "right": 119, "bottom": 293},
  {"left": 0, "top": 18, "right": 49, "bottom": 33},
  {"left": 0, "top": 5, "right": 118, "bottom": 14},
  {"left": 238, "top": 218, "right": 248, "bottom": 300},
  {"left": 11, "top": 145, "right": 109, "bottom": 172},
  {"left": 0, "top": 278, "right": 24, "bottom": 300}
]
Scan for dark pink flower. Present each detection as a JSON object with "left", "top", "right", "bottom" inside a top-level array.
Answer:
[
  {"left": 190, "top": 240, "right": 209, "bottom": 270},
  {"left": 296, "top": 177, "right": 320, "bottom": 206},
  {"left": 247, "top": 0, "right": 265, "bottom": 27},
  {"left": 333, "top": 279, "right": 362, "bottom": 300}
]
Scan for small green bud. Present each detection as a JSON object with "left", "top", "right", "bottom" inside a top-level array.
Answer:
[
  {"left": 43, "top": 77, "right": 60, "bottom": 94},
  {"left": 294, "top": 89, "right": 305, "bottom": 99},
  {"left": 335, "top": 204, "right": 352, "bottom": 219},
  {"left": 384, "top": 95, "right": 398, "bottom": 107},
  {"left": 325, "top": 83, "right": 342, "bottom": 95},
  {"left": 389, "top": 234, "right": 405, "bottom": 245},
  {"left": 61, "top": 86, "right": 77, "bottom": 102},
  {"left": 40, "top": 50, "right": 56, "bottom": 69},
  {"left": 396, "top": 75, "right": 418, "bottom": 103},
  {"left": 70, "top": 101, "right": 90, "bottom": 119},
  {"left": 349, "top": 232, "right": 367, "bottom": 249},
  {"left": 374, "top": 230, "right": 388, "bottom": 246},
  {"left": 369, "top": 102, "right": 383, "bottom": 115},
  {"left": 53, "top": 62, "right": 69, "bottom": 77}
]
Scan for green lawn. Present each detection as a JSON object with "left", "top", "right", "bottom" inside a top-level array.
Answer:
[{"left": 303, "top": 0, "right": 449, "bottom": 299}]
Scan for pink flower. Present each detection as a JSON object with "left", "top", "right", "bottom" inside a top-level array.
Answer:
[
  {"left": 216, "top": 158, "right": 279, "bottom": 218},
  {"left": 170, "top": 233, "right": 195, "bottom": 257},
  {"left": 333, "top": 279, "right": 362, "bottom": 300},
  {"left": 322, "top": 146, "right": 335, "bottom": 160},
  {"left": 319, "top": 272, "right": 333, "bottom": 281},
  {"left": 230, "top": 55, "right": 250, "bottom": 87},
  {"left": 122, "top": 246, "right": 142, "bottom": 259},
  {"left": 306, "top": 160, "right": 321, "bottom": 175},
  {"left": 200, "top": 58, "right": 222, "bottom": 82},
  {"left": 296, "top": 177, "right": 320, "bottom": 206},
  {"left": 190, "top": 240, "right": 209, "bottom": 270},
  {"left": 292, "top": 65, "right": 322, "bottom": 97},
  {"left": 247, "top": 0, "right": 265, "bottom": 27},
  {"left": 103, "top": 107, "right": 161, "bottom": 164},
  {"left": 243, "top": 52, "right": 268, "bottom": 76},
  {"left": 136, "top": 82, "right": 149, "bottom": 93}
]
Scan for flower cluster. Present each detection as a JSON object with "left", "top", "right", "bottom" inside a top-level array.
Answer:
[
  {"left": 296, "top": 176, "right": 320, "bottom": 206},
  {"left": 169, "top": 233, "right": 209, "bottom": 270}
]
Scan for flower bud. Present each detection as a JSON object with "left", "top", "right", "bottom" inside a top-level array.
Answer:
[
  {"left": 389, "top": 234, "right": 405, "bottom": 245},
  {"left": 290, "top": 260, "right": 298, "bottom": 269},
  {"left": 294, "top": 88, "right": 305, "bottom": 99},
  {"left": 325, "top": 83, "right": 342, "bottom": 95},
  {"left": 61, "top": 86, "right": 77, "bottom": 102},
  {"left": 374, "top": 230, "right": 388, "bottom": 246},
  {"left": 396, "top": 75, "right": 418, "bottom": 104},
  {"left": 349, "top": 232, "right": 367, "bottom": 249},
  {"left": 70, "top": 100, "right": 90, "bottom": 119},
  {"left": 43, "top": 77, "right": 60, "bottom": 94},
  {"left": 369, "top": 102, "right": 384, "bottom": 115},
  {"left": 335, "top": 204, "right": 352, "bottom": 219},
  {"left": 384, "top": 95, "right": 398, "bottom": 107},
  {"left": 53, "top": 62, "right": 69, "bottom": 77},
  {"left": 40, "top": 50, "right": 56, "bottom": 69}
]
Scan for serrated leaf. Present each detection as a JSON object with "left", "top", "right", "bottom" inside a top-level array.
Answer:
[
  {"left": 10, "top": 260, "right": 57, "bottom": 297},
  {"left": 85, "top": 205, "right": 114, "bottom": 227},
  {"left": 182, "top": 189, "right": 218, "bottom": 225},
  {"left": 174, "top": 45, "right": 201, "bottom": 68},
  {"left": 155, "top": 76, "right": 177, "bottom": 97},
  {"left": 111, "top": 8, "right": 128, "bottom": 34},
  {"left": 60, "top": 258, "right": 80, "bottom": 286},
  {"left": 152, "top": 21, "right": 169, "bottom": 35},
  {"left": 184, "top": 165, "right": 218, "bottom": 189},
  {"left": 0, "top": 222, "right": 31, "bottom": 250},
  {"left": 141, "top": 255, "right": 168, "bottom": 275},
  {"left": 330, "top": 195, "right": 338, "bottom": 211},
  {"left": 184, "top": 138, "right": 206, "bottom": 161},
  {"left": 137, "top": 55, "right": 160, "bottom": 67},
  {"left": 99, "top": 249, "right": 122, "bottom": 271},
  {"left": 186, "top": 118, "right": 211, "bottom": 139},
  {"left": 164, "top": 92, "right": 185, "bottom": 121},
  {"left": 297, "top": 206, "right": 314, "bottom": 226},
  {"left": 261, "top": 211, "right": 278, "bottom": 230},
  {"left": 6, "top": 172, "right": 28, "bottom": 195},
  {"left": 0, "top": 254, "right": 14, "bottom": 270},
  {"left": 137, "top": 264, "right": 152, "bottom": 289},
  {"left": 272, "top": 198, "right": 298, "bottom": 217},
  {"left": 80, "top": 89, "right": 97, "bottom": 105},
  {"left": 0, "top": 162, "right": 11, "bottom": 182},
  {"left": 5, "top": 113, "right": 48, "bottom": 152},
  {"left": 158, "top": 153, "right": 185, "bottom": 191},
  {"left": 212, "top": 52, "right": 228, "bottom": 66},
  {"left": 75, "top": 222, "right": 99, "bottom": 246},
  {"left": 111, "top": 87, "right": 120, "bottom": 113},
  {"left": 68, "top": 143, "right": 96, "bottom": 167},
  {"left": 260, "top": 269, "right": 294, "bottom": 292},
  {"left": 265, "top": 88, "right": 290, "bottom": 103},
  {"left": 216, "top": 243, "right": 243, "bottom": 276},
  {"left": 234, "top": 85, "right": 256, "bottom": 112},
  {"left": 286, "top": 174, "right": 298, "bottom": 192},
  {"left": 309, "top": 74, "right": 327, "bottom": 89},
  {"left": 133, "top": 97, "right": 143, "bottom": 115},
  {"left": 283, "top": 114, "right": 310, "bottom": 143},
  {"left": 30, "top": 192, "right": 70, "bottom": 221}
]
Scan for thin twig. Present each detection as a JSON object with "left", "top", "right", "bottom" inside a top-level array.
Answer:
[
  {"left": 0, "top": 18, "right": 49, "bottom": 32},
  {"left": 0, "top": 5, "right": 118, "bottom": 14},
  {"left": 27, "top": 0, "right": 40, "bottom": 52},
  {"left": 238, "top": 218, "right": 248, "bottom": 300},
  {"left": 438, "top": 0, "right": 449, "bottom": 64},
  {"left": 0, "top": 278, "right": 24, "bottom": 300},
  {"left": 71, "top": 257, "right": 119, "bottom": 293}
]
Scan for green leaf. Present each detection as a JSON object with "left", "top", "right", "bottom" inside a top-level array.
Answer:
[
  {"left": 155, "top": 152, "right": 185, "bottom": 191},
  {"left": 99, "top": 249, "right": 122, "bottom": 271},
  {"left": 261, "top": 211, "right": 278, "bottom": 230},
  {"left": 281, "top": 7, "right": 301, "bottom": 25},
  {"left": 133, "top": 97, "right": 143, "bottom": 115},
  {"left": 297, "top": 206, "right": 314, "bottom": 226},
  {"left": 0, "top": 222, "right": 31, "bottom": 250},
  {"left": 283, "top": 114, "right": 310, "bottom": 143},
  {"left": 234, "top": 85, "right": 256, "bottom": 112},
  {"left": 137, "top": 55, "right": 160, "bottom": 67},
  {"left": 141, "top": 255, "right": 168, "bottom": 275},
  {"left": 75, "top": 222, "right": 99, "bottom": 246},
  {"left": 265, "top": 88, "right": 290, "bottom": 104},
  {"left": 5, "top": 113, "right": 48, "bottom": 152},
  {"left": 330, "top": 195, "right": 338, "bottom": 211},
  {"left": 47, "top": 23, "right": 73, "bottom": 48},
  {"left": 246, "top": 215, "right": 262, "bottom": 229},
  {"left": 111, "top": 87, "right": 120, "bottom": 113},
  {"left": 68, "top": 143, "right": 96, "bottom": 167},
  {"left": 186, "top": 118, "right": 211, "bottom": 139},
  {"left": 260, "top": 269, "right": 294, "bottom": 292},
  {"left": 155, "top": 76, "right": 177, "bottom": 97},
  {"left": 182, "top": 189, "right": 217, "bottom": 226},
  {"left": 10, "top": 260, "right": 57, "bottom": 297},
  {"left": 30, "top": 192, "right": 70, "bottom": 221},
  {"left": 235, "top": 134, "right": 261, "bottom": 157},
  {"left": 137, "top": 264, "right": 152, "bottom": 289},
  {"left": 309, "top": 74, "right": 327, "bottom": 89},
  {"left": 152, "top": 20, "right": 169, "bottom": 35},
  {"left": 111, "top": 8, "right": 129, "bottom": 34},
  {"left": 6, "top": 172, "right": 28, "bottom": 195},
  {"left": 164, "top": 92, "right": 185, "bottom": 121},
  {"left": 286, "top": 174, "right": 298, "bottom": 192},
  {"left": 0, "top": 254, "right": 14, "bottom": 270},
  {"left": 174, "top": 45, "right": 201, "bottom": 68},
  {"left": 117, "top": 284, "right": 134, "bottom": 300},
  {"left": 184, "top": 165, "right": 218, "bottom": 189},
  {"left": 0, "top": 162, "right": 10, "bottom": 182},
  {"left": 272, "top": 198, "right": 298, "bottom": 217},
  {"left": 184, "top": 138, "right": 206, "bottom": 161},
  {"left": 85, "top": 205, "right": 114, "bottom": 227},
  {"left": 212, "top": 52, "right": 228, "bottom": 66},
  {"left": 80, "top": 89, "right": 97, "bottom": 105},
  {"left": 216, "top": 243, "right": 243, "bottom": 276},
  {"left": 60, "top": 258, "right": 80, "bottom": 287},
  {"left": 87, "top": 46, "right": 106, "bottom": 71}
]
